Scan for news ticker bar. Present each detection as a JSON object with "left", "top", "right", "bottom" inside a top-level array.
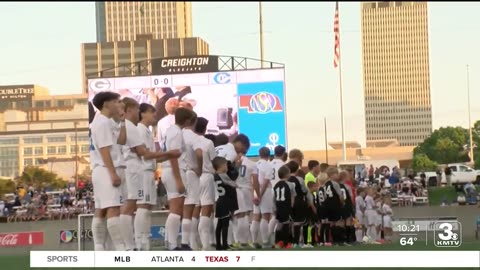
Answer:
[{"left": 31, "top": 251, "right": 480, "bottom": 268}]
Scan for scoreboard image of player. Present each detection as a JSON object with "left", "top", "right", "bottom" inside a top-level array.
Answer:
[{"left": 88, "top": 65, "right": 287, "bottom": 157}]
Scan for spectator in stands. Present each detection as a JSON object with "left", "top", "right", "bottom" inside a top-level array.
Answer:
[
  {"left": 445, "top": 167, "right": 452, "bottom": 186},
  {"left": 419, "top": 171, "right": 426, "bottom": 188},
  {"left": 0, "top": 200, "right": 4, "bottom": 217},
  {"left": 368, "top": 165, "right": 374, "bottom": 182}
]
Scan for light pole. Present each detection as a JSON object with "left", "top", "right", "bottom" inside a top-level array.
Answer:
[
  {"left": 467, "top": 65, "right": 474, "bottom": 163},
  {"left": 259, "top": 2, "right": 264, "bottom": 68},
  {"left": 74, "top": 122, "right": 79, "bottom": 187}
]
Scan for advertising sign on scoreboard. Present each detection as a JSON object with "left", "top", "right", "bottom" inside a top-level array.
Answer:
[{"left": 88, "top": 67, "right": 287, "bottom": 156}]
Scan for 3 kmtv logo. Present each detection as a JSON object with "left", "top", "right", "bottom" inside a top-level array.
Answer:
[
  {"left": 434, "top": 221, "right": 462, "bottom": 247},
  {"left": 0, "top": 232, "right": 44, "bottom": 247}
]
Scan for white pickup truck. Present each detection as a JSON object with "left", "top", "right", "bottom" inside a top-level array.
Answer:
[{"left": 424, "top": 163, "right": 480, "bottom": 186}]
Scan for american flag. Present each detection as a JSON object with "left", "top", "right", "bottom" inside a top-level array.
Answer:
[{"left": 333, "top": 1, "right": 340, "bottom": 68}]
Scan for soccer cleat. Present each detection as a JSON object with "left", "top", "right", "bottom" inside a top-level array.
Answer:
[
  {"left": 316, "top": 242, "right": 324, "bottom": 247},
  {"left": 284, "top": 243, "right": 294, "bottom": 249},
  {"left": 302, "top": 244, "right": 314, "bottom": 248},
  {"left": 231, "top": 243, "right": 241, "bottom": 249},
  {"left": 180, "top": 244, "right": 193, "bottom": 251},
  {"left": 324, "top": 242, "right": 333, "bottom": 247},
  {"left": 292, "top": 244, "right": 301, "bottom": 249},
  {"left": 171, "top": 247, "right": 183, "bottom": 251},
  {"left": 274, "top": 241, "right": 284, "bottom": 249}
]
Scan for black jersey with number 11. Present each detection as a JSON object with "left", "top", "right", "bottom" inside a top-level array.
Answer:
[{"left": 274, "top": 180, "right": 292, "bottom": 222}]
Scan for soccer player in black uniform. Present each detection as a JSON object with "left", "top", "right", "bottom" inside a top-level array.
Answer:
[
  {"left": 273, "top": 165, "right": 296, "bottom": 249},
  {"left": 316, "top": 176, "right": 331, "bottom": 246},
  {"left": 286, "top": 161, "right": 310, "bottom": 248},
  {"left": 323, "top": 167, "right": 346, "bottom": 245},
  {"left": 339, "top": 171, "right": 355, "bottom": 245},
  {"left": 212, "top": 156, "right": 239, "bottom": 250}
]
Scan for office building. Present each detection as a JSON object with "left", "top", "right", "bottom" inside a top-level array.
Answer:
[
  {"left": 95, "top": 1, "right": 192, "bottom": 43},
  {"left": 0, "top": 85, "right": 89, "bottom": 179},
  {"left": 81, "top": 37, "right": 209, "bottom": 92},
  {"left": 361, "top": 1, "right": 432, "bottom": 146}
]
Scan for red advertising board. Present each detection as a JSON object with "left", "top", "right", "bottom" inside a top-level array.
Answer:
[{"left": 0, "top": 231, "right": 44, "bottom": 247}]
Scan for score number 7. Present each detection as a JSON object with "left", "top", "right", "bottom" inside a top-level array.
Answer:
[{"left": 236, "top": 256, "right": 240, "bottom": 262}]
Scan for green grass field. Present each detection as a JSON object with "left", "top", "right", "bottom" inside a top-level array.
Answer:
[{"left": 2, "top": 242, "right": 479, "bottom": 270}]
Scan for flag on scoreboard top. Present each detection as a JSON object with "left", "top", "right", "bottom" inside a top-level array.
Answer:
[{"left": 333, "top": 1, "right": 340, "bottom": 68}]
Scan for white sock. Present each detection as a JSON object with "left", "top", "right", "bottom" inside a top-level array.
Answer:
[
  {"left": 198, "top": 216, "right": 211, "bottom": 250},
  {"left": 355, "top": 229, "right": 363, "bottom": 242},
  {"left": 232, "top": 218, "right": 240, "bottom": 244},
  {"left": 376, "top": 230, "right": 381, "bottom": 241},
  {"left": 210, "top": 217, "right": 217, "bottom": 245},
  {"left": 190, "top": 217, "right": 199, "bottom": 250},
  {"left": 134, "top": 209, "right": 148, "bottom": 250},
  {"left": 268, "top": 218, "right": 277, "bottom": 245},
  {"left": 107, "top": 216, "right": 126, "bottom": 251},
  {"left": 181, "top": 219, "right": 192, "bottom": 246},
  {"left": 250, "top": 220, "right": 259, "bottom": 244},
  {"left": 228, "top": 220, "right": 234, "bottom": 245},
  {"left": 240, "top": 216, "right": 250, "bottom": 244},
  {"left": 92, "top": 217, "right": 107, "bottom": 251},
  {"left": 104, "top": 233, "right": 114, "bottom": 250},
  {"left": 120, "top": 215, "right": 135, "bottom": 250},
  {"left": 245, "top": 216, "right": 252, "bottom": 243},
  {"left": 165, "top": 213, "right": 182, "bottom": 250},
  {"left": 260, "top": 219, "right": 269, "bottom": 245},
  {"left": 142, "top": 210, "right": 152, "bottom": 250}
]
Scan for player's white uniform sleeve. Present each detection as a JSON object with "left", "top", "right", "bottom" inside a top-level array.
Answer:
[
  {"left": 156, "top": 121, "right": 162, "bottom": 143},
  {"left": 127, "top": 123, "right": 143, "bottom": 148},
  {"left": 288, "top": 182, "right": 297, "bottom": 197},
  {"left": 168, "top": 130, "right": 183, "bottom": 151},
  {"left": 207, "top": 141, "right": 216, "bottom": 160},
  {"left": 249, "top": 161, "right": 258, "bottom": 175},
  {"left": 94, "top": 120, "right": 114, "bottom": 149}
]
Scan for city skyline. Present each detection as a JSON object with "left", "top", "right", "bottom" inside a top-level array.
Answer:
[{"left": 0, "top": 2, "right": 479, "bottom": 150}]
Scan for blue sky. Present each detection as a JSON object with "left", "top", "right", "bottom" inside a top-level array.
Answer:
[{"left": 0, "top": 2, "right": 479, "bottom": 150}]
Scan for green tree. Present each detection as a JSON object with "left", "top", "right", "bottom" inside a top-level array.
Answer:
[
  {"left": 411, "top": 154, "right": 438, "bottom": 171},
  {"left": 414, "top": 126, "right": 469, "bottom": 164},
  {"left": 17, "top": 166, "right": 66, "bottom": 191},
  {"left": 0, "top": 180, "right": 16, "bottom": 198}
]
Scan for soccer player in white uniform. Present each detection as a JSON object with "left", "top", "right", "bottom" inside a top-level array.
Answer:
[
  {"left": 89, "top": 91, "right": 126, "bottom": 251},
  {"left": 268, "top": 145, "right": 286, "bottom": 246},
  {"left": 194, "top": 119, "right": 217, "bottom": 250},
  {"left": 120, "top": 98, "right": 180, "bottom": 251},
  {"left": 233, "top": 155, "right": 258, "bottom": 249},
  {"left": 254, "top": 147, "right": 274, "bottom": 249},
  {"left": 364, "top": 188, "right": 377, "bottom": 241},
  {"left": 355, "top": 188, "right": 366, "bottom": 242},
  {"left": 156, "top": 97, "right": 178, "bottom": 149},
  {"left": 382, "top": 196, "right": 393, "bottom": 243},
  {"left": 162, "top": 107, "right": 195, "bottom": 250},
  {"left": 215, "top": 134, "right": 251, "bottom": 247},
  {"left": 181, "top": 113, "right": 203, "bottom": 250}
]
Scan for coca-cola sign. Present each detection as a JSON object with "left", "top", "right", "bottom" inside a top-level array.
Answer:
[{"left": 0, "top": 231, "right": 44, "bottom": 247}]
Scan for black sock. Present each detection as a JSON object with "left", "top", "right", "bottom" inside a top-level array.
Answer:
[
  {"left": 293, "top": 225, "right": 301, "bottom": 244},
  {"left": 339, "top": 226, "right": 346, "bottom": 243},
  {"left": 282, "top": 223, "right": 290, "bottom": 244},
  {"left": 344, "top": 225, "right": 351, "bottom": 243},
  {"left": 275, "top": 228, "right": 281, "bottom": 244},
  {"left": 221, "top": 218, "right": 230, "bottom": 249},
  {"left": 331, "top": 226, "right": 338, "bottom": 244},
  {"left": 349, "top": 226, "right": 356, "bottom": 243},
  {"left": 215, "top": 218, "right": 224, "bottom": 250},
  {"left": 302, "top": 224, "right": 309, "bottom": 245},
  {"left": 319, "top": 224, "right": 326, "bottom": 244},
  {"left": 324, "top": 223, "right": 331, "bottom": 243}
]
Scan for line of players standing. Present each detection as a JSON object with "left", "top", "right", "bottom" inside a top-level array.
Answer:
[{"left": 88, "top": 91, "right": 393, "bottom": 251}]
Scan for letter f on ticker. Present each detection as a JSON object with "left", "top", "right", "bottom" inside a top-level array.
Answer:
[{"left": 251, "top": 256, "right": 255, "bottom": 262}]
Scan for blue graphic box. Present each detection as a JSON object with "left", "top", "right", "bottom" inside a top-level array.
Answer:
[{"left": 237, "top": 81, "right": 286, "bottom": 156}]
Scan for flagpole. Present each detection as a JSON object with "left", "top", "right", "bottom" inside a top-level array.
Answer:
[
  {"left": 335, "top": 2, "right": 346, "bottom": 161},
  {"left": 467, "top": 64, "right": 474, "bottom": 163},
  {"left": 259, "top": 2, "right": 265, "bottom": 68}
]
